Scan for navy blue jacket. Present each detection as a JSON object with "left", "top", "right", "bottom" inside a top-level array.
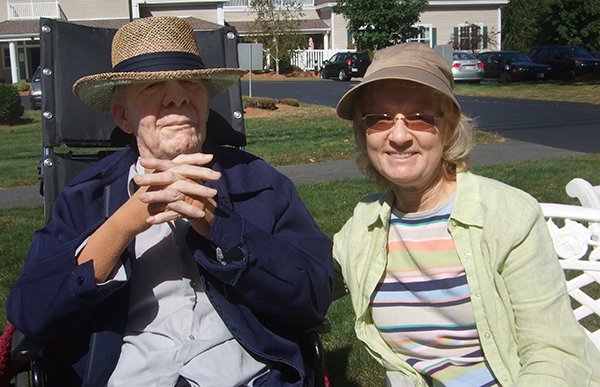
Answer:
[{"left": 7, "top": 144, "right": 333, "bottom": 386}]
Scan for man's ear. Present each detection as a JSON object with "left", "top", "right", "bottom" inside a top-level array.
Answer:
[{"left": 111, "top": 102, "right": 134, "bottom": 134}]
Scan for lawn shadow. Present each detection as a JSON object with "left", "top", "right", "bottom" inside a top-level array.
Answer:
[{"left": 325, "top": 346, "right": 362, "bottom": 387}]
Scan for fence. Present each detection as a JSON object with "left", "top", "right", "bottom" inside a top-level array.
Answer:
[
  {"left": 290, "top": 49, "right": 356, "bottom": 71},
  {"left": 7, "top": 0, "right": 60, "bottom": 19}
]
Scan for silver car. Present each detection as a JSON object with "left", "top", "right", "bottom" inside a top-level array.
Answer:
[{"left": 452, "top": 51, "right": 484, "bottom": 83}]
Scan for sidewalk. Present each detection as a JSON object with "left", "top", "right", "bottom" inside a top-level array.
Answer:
[{"left": 0, "top": 139, "right": 585, "bottom": 209}]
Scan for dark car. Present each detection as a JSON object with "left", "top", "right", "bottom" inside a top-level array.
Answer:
[
  {"left": 528, "top": 45, "right": 600, "bottom": 80},
  {"left": 320, "top": 51, "right": 371, "bottom": 81},
  {"left": 477, "top": 51, "right": 550, "bottom": 82},
  {"left": 28, "top": 66, "right": 42, "bottom": 109}
]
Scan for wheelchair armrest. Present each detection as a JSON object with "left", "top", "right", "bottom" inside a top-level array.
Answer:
[
  {"left": 10, "top": 330, "right": 46, "bottom": 387},
  {"left": 11, "top": 330, "right": 44, "bottom": 362}
]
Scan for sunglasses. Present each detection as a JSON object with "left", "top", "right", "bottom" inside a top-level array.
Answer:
[{"left": 362, "top": 113, "right": 442, "bottom": 132}]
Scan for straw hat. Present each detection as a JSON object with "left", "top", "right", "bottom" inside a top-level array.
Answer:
[
  {"left": 73, "top": 16, "right": 246, "bottom": 112},
  {"left": 336, "top": 43, "right": 461, "bottom": 120}
]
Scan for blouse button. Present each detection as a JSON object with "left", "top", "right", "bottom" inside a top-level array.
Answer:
[{"left": 76, "top": 276, "right": 84, "bottom": 286}]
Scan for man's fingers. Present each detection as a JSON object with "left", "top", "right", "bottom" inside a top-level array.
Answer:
[{"left": 138, "top": 182, "right": 217, "bottom": 204}]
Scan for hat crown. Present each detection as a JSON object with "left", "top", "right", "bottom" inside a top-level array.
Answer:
[
  {"left": 111, "top": 16, "right": 200, "bottom": 68},
  {"left": 364, "top": 43, "right": 453, "bottom": 88}
]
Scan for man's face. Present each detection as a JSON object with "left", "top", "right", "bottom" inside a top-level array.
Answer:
[{"left": 111, "top": 79, "right": 210, "bottom": 160}]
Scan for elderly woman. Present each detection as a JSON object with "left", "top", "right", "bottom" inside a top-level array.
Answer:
[{"left": 333, "top": 43, "right": 600, "bottom": 386}]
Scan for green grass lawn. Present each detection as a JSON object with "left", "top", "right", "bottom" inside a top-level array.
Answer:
[{"left": 2, "top": 155, "right": 599, "bottom": 385}]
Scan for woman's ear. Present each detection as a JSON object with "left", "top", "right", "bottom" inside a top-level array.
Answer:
[{"left": 111, "top": 102, "right": 134, "bottom": 134}]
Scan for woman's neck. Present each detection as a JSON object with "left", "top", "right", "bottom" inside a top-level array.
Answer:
[{"left": 392, "top": 177, "right": 456, "bottom": 213}]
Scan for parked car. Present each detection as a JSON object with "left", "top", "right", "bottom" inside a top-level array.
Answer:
[
  {"left": 451, "top": 51, "right": 484, "bottom": 83},
  {"left": 476, "top": 51, "right": 550, "bottom": 82},
  {"left": 591, "top": 51, "right": 600, "bottom": 59},
  {"left": 320, "top": 51, "right": 371, "bottom": 81},
  {"left": 528, "top": 45, "right": 600, "bottom": 80},
  {"left": 28, "top": 66, "right": 42, "bottom": 109}
]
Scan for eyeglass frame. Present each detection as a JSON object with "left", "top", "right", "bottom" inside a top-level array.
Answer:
[{"left": 361, "top": 112, "right": 444, "bottom": 132}]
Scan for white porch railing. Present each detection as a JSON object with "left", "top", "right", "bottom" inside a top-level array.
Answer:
[
  {"left": 8, "top": 0, "right": 60, "bottom": 19},
  {"left": 225, "top": 0, "right": 313, "bottom": 7},
  {"left": 290, "top": 49, "right": 356, "bottom": 71}
]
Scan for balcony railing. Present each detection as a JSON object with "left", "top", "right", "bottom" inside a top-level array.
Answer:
[
  {"left": 225, "top": 0, "right": 313, "bottom": 7},
  {"left": 8, "top": 0, "right": 60, "bottom": 20}
]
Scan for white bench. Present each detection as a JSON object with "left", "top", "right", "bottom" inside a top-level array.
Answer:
[{"left": 539, "top": 178, "right": 600, "bottom": 350}]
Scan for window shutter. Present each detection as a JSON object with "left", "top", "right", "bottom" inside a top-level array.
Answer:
[
  {"left": 483, "top": 26, "right": 488, "bottom": 49},
  {"left": 453, "top": 27, "right": 459, "bottom": 49},
  {"left": 432, "top": 28, "right": 437, "bottom": 47}
]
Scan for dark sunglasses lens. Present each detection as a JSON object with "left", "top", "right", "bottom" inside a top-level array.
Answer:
[
  {"left": 405, "top": 115, "right": 436, "bottom": 130},
  {"left": 365, "top": 115, "right": 393, "bottom": 131}
]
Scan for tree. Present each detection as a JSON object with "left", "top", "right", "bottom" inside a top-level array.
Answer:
[
  {"left": 334, "top": 0, "right": 428, "bottom": 51},
  {"left": 503, "top": 0, "right": 600, "bottom": 51},
  {"left": 249, "top": 0, "right": 305, "bottom": 74}
]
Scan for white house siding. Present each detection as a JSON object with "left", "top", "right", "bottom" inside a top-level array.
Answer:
[
  {"left": 145, "top": 5, "right": 218, "bottom": 24},
  {"left": 57, "top": 0, "right": 129, "bottom": 20},
  {"left": 421, "top": 6, "right": 502, "bottom": 50},
  {"left": 331, "top": 11, "right": 347, "bottom": 50},
  {"left": 223, "top": 10, "right": 256, "bottom": 22}
]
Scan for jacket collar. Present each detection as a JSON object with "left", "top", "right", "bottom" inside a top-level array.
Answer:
[
  {"left": 451, "top": 171, "right": 484, "bottom": 227},
  {"left": 364, "top": 171, "right": 484, "bottom": 229}
]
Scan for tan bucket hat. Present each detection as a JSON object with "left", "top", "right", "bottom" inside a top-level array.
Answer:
[
  {"left": 336, "top": 43, "right": 461, "bottom": 120},
  {"left": 73, "top": 16, "right": 246, "bottom": 112}
]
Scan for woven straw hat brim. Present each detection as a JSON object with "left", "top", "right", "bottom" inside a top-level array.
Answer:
[
  {"left": 336, "top": 66, "right": 461, "bottom": 121},
  {"left": 73, "top": 67, "right": 246, "bottom": 112}
]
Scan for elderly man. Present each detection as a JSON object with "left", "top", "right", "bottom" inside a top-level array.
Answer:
[{"left": 7, "top": 16, "right": 333, "bottom": 386}]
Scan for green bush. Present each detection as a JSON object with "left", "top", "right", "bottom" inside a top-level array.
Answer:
[
  {"left": 0, "top": 84, "right": 24, "bottom": 124},
  {"left": 12, "top": 81, "right": 29, "bottom": 92},
  {"left": 243, "top": 96, "right": 278, "bottom": 110},
  {"left": 278, "top": 98, "right": 299, "bottom": 107}
]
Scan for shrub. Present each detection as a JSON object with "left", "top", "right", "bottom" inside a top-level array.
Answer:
[
  {"left": 278, "top": 98, "right": 299, "bottom": 107},
  {"left": 243, "top": 96, "right": 278, "bottom": 110},
  {"left": 0, "top": 83, "right": 24, "bottom": 124},
  {"left": 12, "top": 81, "right": 29, "bottom": 92}
]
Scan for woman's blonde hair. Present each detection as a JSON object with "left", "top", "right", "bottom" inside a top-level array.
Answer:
[{"left": 351, "top": 82, "right": 474, "bottom": 188}]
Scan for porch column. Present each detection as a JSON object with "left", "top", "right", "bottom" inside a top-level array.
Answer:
[
  {"left": 217, "top": 4, "right": 224, "bottom": 25},
  {"left": 497, "top": 7, "right": 502, "bottom": 50},
  {"left": 9, "top": 41, "right": 18, "bottom": 83},
  {"left": 131, "top": 0, "right": 140, "bottom": 19},
  {"left": 324, "top": 32, "right": 329, "bottom": 51}
]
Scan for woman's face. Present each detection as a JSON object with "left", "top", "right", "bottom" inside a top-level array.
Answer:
[{"left": 362, "top": 80, "right": 447, "bottom": 195}]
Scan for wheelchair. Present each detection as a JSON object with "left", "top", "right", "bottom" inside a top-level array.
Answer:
[{"left": 4, "top": 17, "right": 328, "bottom": 387}]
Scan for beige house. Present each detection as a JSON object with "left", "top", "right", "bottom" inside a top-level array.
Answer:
[{"left": 0, "top": 0, "right": 508, "bottom": 83}]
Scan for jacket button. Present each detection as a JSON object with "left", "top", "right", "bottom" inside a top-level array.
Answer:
[{"left": 76, "top": 276, "right": 84, "bottom": 286}]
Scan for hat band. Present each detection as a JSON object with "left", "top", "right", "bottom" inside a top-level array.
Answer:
[{"left": 113, "top": 51, "right": 207, "bottom": 72}]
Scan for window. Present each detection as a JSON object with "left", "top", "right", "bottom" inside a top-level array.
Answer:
[
  {"left": 407, "top": 24, "right": 433, "bottom": 47},
  {"left": 454, "top": 23, "right": 487, "bottom": 51},
  {"left": 2, "top": 47, "right": 10, "bottom": 69}
]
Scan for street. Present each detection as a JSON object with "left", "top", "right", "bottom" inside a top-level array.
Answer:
[{"left": 241, "top": 79, "right": 600, "bottom": 153}]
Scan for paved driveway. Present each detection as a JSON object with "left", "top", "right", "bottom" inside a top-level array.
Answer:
[{"left": 241, "top": 80, "right": 600, "bottom": 153}]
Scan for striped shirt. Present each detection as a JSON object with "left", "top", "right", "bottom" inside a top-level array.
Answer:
[{"left": 370, "top": 198, "right": 498, "bottom": 386}]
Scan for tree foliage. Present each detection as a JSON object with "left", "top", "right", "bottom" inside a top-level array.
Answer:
[
  {"left": 249, "top": 0, "right": 305, "bottom": 74},
  {"left": 503, "top": 0, "right": 600, "bottom": 51},
  {"left": 334, "top": 0, "right": 428, "bottom": 51}
]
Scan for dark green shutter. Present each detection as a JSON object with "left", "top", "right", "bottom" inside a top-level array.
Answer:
[
  {"left": 483, "top": 26, "right": 488, "bottom": 49},
  {"left": 432, "top": 28, "right": 437, "bottom": 47},
  {"left": 453, "top": 27, "right": 459, "bottom": 49}
]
